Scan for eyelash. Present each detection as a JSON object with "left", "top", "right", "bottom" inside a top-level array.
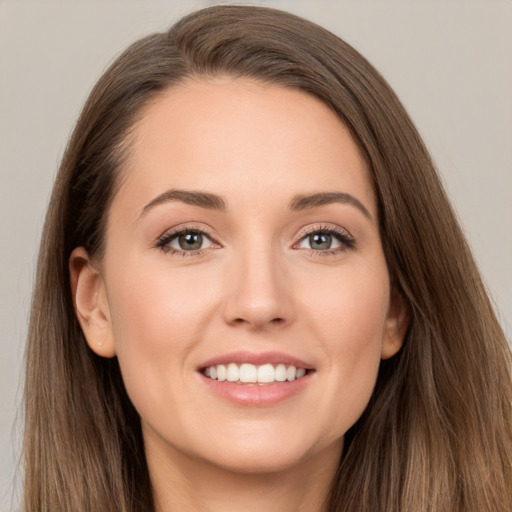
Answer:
[
  {"left": 156, "top": 226, "right": 216, "bottom": 257},
  {"left": 155, "top": 225, "right": 355, "bottom": 257},
  {"left": 294, "top": 225, "right": 356, "bottom": 256}
]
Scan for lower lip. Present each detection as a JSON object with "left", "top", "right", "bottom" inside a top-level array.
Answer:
[{"left": 199, "top": 372, "right": 313, "bottom": 407}]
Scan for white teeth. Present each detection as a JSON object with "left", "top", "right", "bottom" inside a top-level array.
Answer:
[
  {"left": 275, "top": 364, "right": 287, "bottom": 382},
  {"left": 286, "top": 365, "right": 297, "bottom": 381},
  {"left": 203, "top": 363, "right": 309, "bottom": 384},
  {"left": 227, "top": 363, "right": 239, "bottom": 382},
  {"left": 257, "top": 364, "right": 275, "bottom": 383},
  {"left": 217, "top": 364, "right": 227, "bottom": 381},
  {"left": 239, "top": 363, "right": 257, "bottom": 383}
]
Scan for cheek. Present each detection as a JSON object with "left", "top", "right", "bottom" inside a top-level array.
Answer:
[
  {"left": 104, "top": 261, "right": 220, "bottom": 399},
  {"left": 303, "top": 259, "right": 390, "bottom": 351},
  {"left": 108, "top": 259, "right": 214, "bottom": 340},
  {"left": 299, "top": 260, "right": 390, "bottom": 426}
]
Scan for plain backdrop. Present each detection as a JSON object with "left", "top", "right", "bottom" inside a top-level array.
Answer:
[{"left": 1, "top": 1, "right": 511, "bottom": 509}]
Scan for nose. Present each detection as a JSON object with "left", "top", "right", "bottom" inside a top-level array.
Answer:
[{"left": 222, "top": 244, "right": 294, "bottom": 330}]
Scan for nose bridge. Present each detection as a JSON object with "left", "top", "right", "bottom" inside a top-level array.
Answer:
[{"left": 222, "top": 232, "right": 292, "bottom": 328}]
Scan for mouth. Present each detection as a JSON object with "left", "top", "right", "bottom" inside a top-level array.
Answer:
[
  {"left": 201, "top": 363, "right": 310, "bottom": 385},
  {"left": 197, "top": 351, "right": 315, "bottom": 406}
]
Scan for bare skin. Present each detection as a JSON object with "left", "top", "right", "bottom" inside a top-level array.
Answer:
[
  {"left": 70, "top": 78, "right": 408, "bottom": 511},
  {"left": 148, "top": 437, "right": 340, "bottom": 512}
]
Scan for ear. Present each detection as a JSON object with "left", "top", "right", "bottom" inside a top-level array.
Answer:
[
  {"left": 69, "top": 247, "right": 116, "bottom": 358},
  {"left": 381, "top": 287, "right": 410, "bottom": 360}
]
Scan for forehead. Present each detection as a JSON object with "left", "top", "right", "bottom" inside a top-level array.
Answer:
[{"left": 115, "top": 77, "right": 375, "bottom": 217}]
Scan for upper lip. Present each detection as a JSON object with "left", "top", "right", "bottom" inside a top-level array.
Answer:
[{"left": 198, "top": 351, "right": 314, "bottom": 370}]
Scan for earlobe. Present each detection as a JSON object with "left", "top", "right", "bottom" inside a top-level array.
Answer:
[
  {"left": 69, "top": 247, "right": 116, "bottom": 358},
  {"left": 381, "top": 287, "right": 410, "bottom": 360}
]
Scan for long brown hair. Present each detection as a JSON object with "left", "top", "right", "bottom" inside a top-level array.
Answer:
[{"left": 23, "top": 5, "right": 512, "bottom": 511}]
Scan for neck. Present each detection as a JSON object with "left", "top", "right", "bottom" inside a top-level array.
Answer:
[{"left": 146, "top": 435, "right": 342, "bottom": 512}]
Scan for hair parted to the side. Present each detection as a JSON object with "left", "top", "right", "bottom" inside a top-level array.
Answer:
[{"left": 23, "top": 5, "right": 512, "bottom": 512}]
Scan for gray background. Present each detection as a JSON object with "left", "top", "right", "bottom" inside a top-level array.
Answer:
[{"left": 1, "top": 1, "right": 511, "bottom": 509}]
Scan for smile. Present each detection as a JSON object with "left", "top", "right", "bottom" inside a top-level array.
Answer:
[
  {"left": 202, "top": 363, "right": 308, "bottom": 384},
  {"left": 198, "top": 351, "right": 315, "bottom": 406}
]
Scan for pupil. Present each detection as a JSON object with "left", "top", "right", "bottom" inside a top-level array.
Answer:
[
  {"left": 179, "top": 233, "right": 203, "bottom": 250},
  {"left": 310, "top": 233, "right": 331, "bottom": 250}
]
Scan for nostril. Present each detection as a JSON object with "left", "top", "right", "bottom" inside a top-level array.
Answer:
[{"left": 229, "top": 316, "right": 286, "bottom": 327}]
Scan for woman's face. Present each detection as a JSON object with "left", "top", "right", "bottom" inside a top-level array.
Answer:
[{"left": 73, "top": 78, "right": 406, "bottom": 476}]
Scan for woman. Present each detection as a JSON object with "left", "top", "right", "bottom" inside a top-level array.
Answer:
[{"left": 23, "top": 5, "right": 512, "bottom": 511}]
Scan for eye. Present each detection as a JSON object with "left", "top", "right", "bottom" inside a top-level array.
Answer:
[
  {"left": 157, "top": 229, "right": 215, "bottom": 254},
  {"left": 295, "top": 227, "right": 355, "bottom": 253},
  {"left": 298, "top": 232, "right": 341, "bottom": 251},
  {"left": 171, "top": 232, "right": 211, "bottom": 251}
]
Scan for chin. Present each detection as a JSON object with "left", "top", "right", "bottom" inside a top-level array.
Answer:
[
  {"left": 191, "top": 429, "right": 343, "bottom": 476},
  {"left": 209, "top": 450, "right": 306, "bottom": 475}
]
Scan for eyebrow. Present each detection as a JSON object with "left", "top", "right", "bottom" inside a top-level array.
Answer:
[
  {"left": 289, "top": 192, "right": 372, "bottom": 219},
  {"left": 139, "top": 188, "right": 371, "bottom": 220},
  {"left": 140, "top": 189, "right": 227, "bottom": 217}
]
